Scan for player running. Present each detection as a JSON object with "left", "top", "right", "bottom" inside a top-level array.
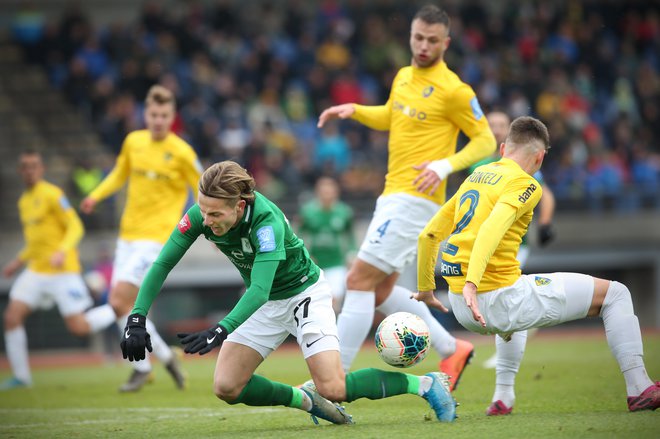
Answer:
[
  {"left": 80, "top": 85, "right": 202, "bottom": 392},
  {"left": 1, "top": 151, "right": 117, "bottom": 390},
  {"left": 415, "top": 116, "right": 659, "bottom": 413}
]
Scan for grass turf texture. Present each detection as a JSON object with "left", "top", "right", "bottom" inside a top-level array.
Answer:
[{"left": 1, "top": 332, "right": 658, "bottom": 438}]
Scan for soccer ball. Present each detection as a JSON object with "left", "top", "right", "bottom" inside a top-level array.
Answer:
[{"left": 375, "top": 312, "right": 430, "bottom": 368}]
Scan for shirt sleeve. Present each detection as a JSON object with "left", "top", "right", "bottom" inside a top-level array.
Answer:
[
  {"left": 219, "top": 259, "right": 279, "bottom": 332},
  {"left": 352, "top": 101, "right": 392, "bottom": 131},
  {"left": 417, "top": 194, "right": 457, "bottom": 291},
  {"left": 182, "top": 148, "right": 203, "bottom": 202},
  {"left": 251, "top": 214, "right": 286, "bottom": 263},
  {"left": 89, "top": 135, "right": 131, "bottom": 202},
  {"left": 131, "top": 207, "right": 202, "bottom": 316},
  {"left": 444, "top": 85, "right": 497, "bottom": 172},
  {"left": 53, "top": 192, "right": 84, "bottom": 252}
]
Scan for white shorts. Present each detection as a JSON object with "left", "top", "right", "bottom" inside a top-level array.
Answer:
[
  {"left": 112, "top": 239, "right": 163, "bottom": 287},
  {"left": 9, "top": 269, "right": 93, "bottom": 317},
  {"left": 322, "top": 266, "right": 347, "bottom": 301},
  {"left": 358, "top": 193, "right": 440, "bottom": 274},
  {"left": 448, "top": 273, "right": 594, "bottom": 337},
  {"left": 226, "top": 273, "right": 339, "bottom": 359}
]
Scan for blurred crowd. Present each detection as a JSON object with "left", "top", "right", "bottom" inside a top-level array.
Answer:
[{"left": 10, "top": 0, "right": 660, "bottom": 212}]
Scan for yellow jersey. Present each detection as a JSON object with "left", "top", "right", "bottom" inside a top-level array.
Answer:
[
  {"left": 89, "top": 130, "right": 202, "bottom": 243},
  {"left": 418, "top": 158, "right": 542, "bottom": 293},
  {"left": 18, "top": 180, "right": 84, "bottom": 274},
  {"left": 352, "top": 61, "right": 495, "bottom": 205}
]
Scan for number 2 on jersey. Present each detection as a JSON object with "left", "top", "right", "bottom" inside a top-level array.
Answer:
[{"left": 444, "top": 190, "right": 480, "bottom": 256}]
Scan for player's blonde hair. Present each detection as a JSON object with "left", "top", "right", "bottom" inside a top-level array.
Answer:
[
  {"left": 506, "top": 116, "right": 550, "bottom": 153},
  {"left": 145, "top": 85, "right": 175, "bottom": 107},
  {"left": 199, "top": 161, "right": 256, "bottom": 205}
]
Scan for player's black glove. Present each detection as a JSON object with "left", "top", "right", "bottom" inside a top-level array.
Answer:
[
  {"left": 177, "top": 323, "right": 227, "bottom": 355},
  {"left": 538, "top": 224, "right": 555, "bottom": 247},
  {"left": 120, "top": 313, "right": 152, "bottom": 361}
]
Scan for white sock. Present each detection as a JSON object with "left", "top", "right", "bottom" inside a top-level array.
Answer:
[
  {"left": 84, "top": 304, "right": 116, "bottom": 333},
  {"left": 4, "top": 326, "right": 31, "bottom": 385},
  {"left": 145, "top": 318, "right": 174, "bottom": 364},
  {"left": 377, "top": 286, "right": 456, "bottom": 358},
  {"left": 493, "top": 331, "right": 527, "bottom": 407},
  {"left": 118, "top": 314, "right": 151, "bottom": 372},
  {"left": 337, "top": 290, "right": 375, "bottom": 371},
  {"left": 600, "top": 281, "right": 654, "bottom": 396}
]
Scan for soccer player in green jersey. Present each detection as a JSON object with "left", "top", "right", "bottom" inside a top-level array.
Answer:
[
  {"left": 120, "top": 161, "right": 458, "bottom": 424},
  {"left": 299, "top": 177, "right": 355, "bottom": 313}
]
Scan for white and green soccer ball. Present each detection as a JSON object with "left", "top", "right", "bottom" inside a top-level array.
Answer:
[{"left": 375, "top": 312, "right": 431, "bottom": 368}]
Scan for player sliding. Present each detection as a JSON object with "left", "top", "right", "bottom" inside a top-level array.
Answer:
[
  {"left": 121, "top": 161, "right": 457, "bottom": 425},
  {"left": 415, "top": 116, "right": 659, "bottom": 414}
]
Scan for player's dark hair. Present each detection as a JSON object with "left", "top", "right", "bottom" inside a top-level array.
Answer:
[
  {"left": 414, "top": 5, "right": 450, "bottom": 30},
  {"left": 199, "top": 161, "right": 256, "bottom": 205},
  {"left": 507, "top": 117, "right": 550, "bottom": 151}
]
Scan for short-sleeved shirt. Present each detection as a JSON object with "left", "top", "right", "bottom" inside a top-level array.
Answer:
[
  {"left": 174, "top": 192, "right": 320, "bottom": 299},
  {"left": 299, "top": 200, "right": 354, "bottom": 269}
]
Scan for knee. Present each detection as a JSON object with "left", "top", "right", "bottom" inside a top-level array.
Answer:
[
  {"left": 213, "top": 376, "right": 245, "bottom": 402},
  {"left": 66, "top": 317, "right": 90, "bottom": 337},
  {"left": 108, "top": 292, "right": 130, "bottom": 316},
  {"left": 3, "top": 308, "right": 23, "bottom": 330},
  {"left": 315, "top": 379, "right": 346, "bottom": 403},
  {"left": 346, "top": 267, "right": 369, "bottom": 291}
]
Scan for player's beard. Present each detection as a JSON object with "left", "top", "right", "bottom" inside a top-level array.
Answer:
[{"left": 414, "top": 52, "right": 440, "bottom": 68}]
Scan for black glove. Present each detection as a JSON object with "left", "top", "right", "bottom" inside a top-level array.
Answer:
[
  {"left": 538, "top": 224, "right": 555, "bottom": 247},
  {"left": 177, "top": 323, "right": 227, "bottom": 355},
  {"left": 120, "top": 313, "right": 152, "bottom": 361}
]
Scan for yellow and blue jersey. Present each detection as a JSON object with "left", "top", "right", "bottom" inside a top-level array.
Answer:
[
  {"left": 89, "top": 130, "right": 202, "bottom": 243},
  {"left": 18, "top": 180, "right": 83, "bottom": 274},
  {"left": 351, "top": 61, "right": 495, "bottom": 205},
  {"left": 418, "top": 158, "right": 542, "bottom": 293}
]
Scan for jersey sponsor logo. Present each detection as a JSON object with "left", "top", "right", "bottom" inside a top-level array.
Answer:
[
  {"left": 535, "top": 276, "right": 551, "bottom": 286},
  {"left": 177, "top": 214, "right": 191, "bottom": 233},
  {"left": 241, "top": 238, "right": 253, "bottom": 253},
  {"left": 392, "top": 100, "right": 428, "bottom": 121},
  {"left": 423, "top": 85, "right": 434, "bottom": 97},
  {"left": 230, "top": 250, "right": 245, "bottom": 260},
  {"left": 59, "top": 195, "right": 71, "bottom": 210},
  {"left": 470, "top": 96, "right": 484, "bottom": 120},
  {"left": 518, "top": 183, "right": 537, "bottom": 204},
  {"left": 257, "top": 226, "right": 276, "bottom": 252},
  {"left": 440, "top": 260, "right": 463, "bottom": 276}
]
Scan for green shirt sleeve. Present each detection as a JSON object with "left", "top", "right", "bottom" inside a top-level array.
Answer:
[
  {"left": 132, "top": 207, "right": 201, "bottom": 316},
  {"left": 219, "top": 259, "right": 279, "bottom": 332}
]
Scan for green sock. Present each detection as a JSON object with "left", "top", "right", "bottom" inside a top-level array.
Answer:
[
  {"left": 345, "top": 368, "right": 420, "bottom": 402},
  {"left": 230, "top": 374, "right": 297, "bottom": 408}
]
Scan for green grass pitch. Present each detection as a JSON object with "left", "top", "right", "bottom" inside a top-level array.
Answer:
[{"left": 1, "top": 332, "right": 658, "bottom": 438}]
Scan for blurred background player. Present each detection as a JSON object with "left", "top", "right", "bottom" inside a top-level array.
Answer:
[
  {"left": 477, "top": 110, "right": 556, "bottom": 369},
  {"left": 80, "top": 85, "right": 202, "bottom": 392},
  {"left": 316, "top": 4, "right": 496, "bottom": 390},
  {"left": 298, "top": 177, "right": 355, "bottom": 313},
  {"left": 1, "top": 151, "right": 116, "bottom": 390},
  {"left": 121, "top": 161, "right": 457, "bottom": 424},
  {"left": 416, "top": 116, "right": 659, "bottom": 414}
]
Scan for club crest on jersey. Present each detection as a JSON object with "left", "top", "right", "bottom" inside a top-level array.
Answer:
[
  {"left": 256, "top": 226, "right": 276, "bottom": 252},
  {"left": 535, "top": 276, "right": 551, "bottom": 286},
  {"left": 241, "top": 237, "right": 253, "bottom": 253},
  {"left": 423, "top": 86, "right": 434, "bottom": 97},
  {"left": 177, "top": 214, "right": 191, "bottom": 233}
]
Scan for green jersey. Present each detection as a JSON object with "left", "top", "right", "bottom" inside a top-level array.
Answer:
[
  {"left": 132, "top": 192, "right": 320, "bottom": 332},
  {"left": 299, "top": 200, "right": 355, "bottom": 269}
]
